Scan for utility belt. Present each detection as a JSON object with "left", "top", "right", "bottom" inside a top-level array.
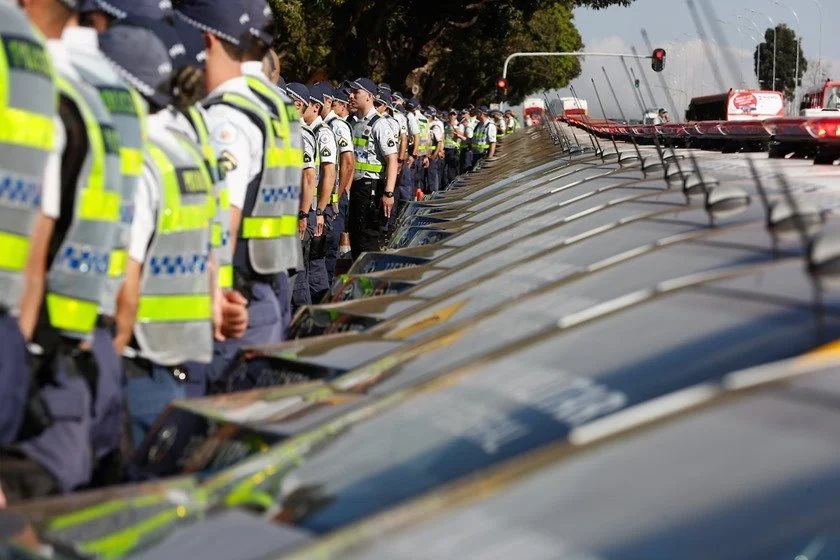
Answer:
[
  {"left": 96, "top": 314, "right": 117, "bottom": 337},
  {"left": 233, "top": 269, "right": 283, "bottom": 301},
  {"left": 122, "top": 351, "right": 192, "bottom": 384}
]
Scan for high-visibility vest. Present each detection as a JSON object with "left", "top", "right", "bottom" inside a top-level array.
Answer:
[
  {"left": 182, "top": 104, "right": 232, "bottom": 290},
  {"left": 241, "top": 76, "right": 305, "bottom": 274},
  {"left": 352, "top": 114, "right": 386, "bottom": 179},
  {"left": 0, "top": 4, "right": 56, "bottom": 314},
  {"left": 69, "top": 50, "right": 146, "bottom": 314},
  {"left": 135, "top": 134, "right": 213, "bottom": 366},
  {"left": 45, "top": 73, "right": 121, "bottom": 339},
  {"left": 443, "top": 123, "right": 459, "bottom": 149},
  {"left": 472, "top": 122, "right": 490, "bottom": 154},
  {"left": 205, "top": 92, "right": 302, "bottom": 277},
  {"left": 416, "top": 112, "right": 430, "bottom": 154}
]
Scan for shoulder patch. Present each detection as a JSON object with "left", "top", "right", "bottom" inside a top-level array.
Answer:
[
  {"left": 304, "top": 153, "right": 313, "bottom": 164},
  {"left": 212, "top": 123, "right": 239, "bottom": 145},
  {"left": 387, "top": 139, "right": 396, "bottom": 148},
  {"left": 338, "top": 137, "right": 349, "bottom": 148},
  {"left": 218, "top": 150, "right": 239, "bottom": 174},
  {"left": 320, "top": 147, "right": 333, "bottom": 158}
]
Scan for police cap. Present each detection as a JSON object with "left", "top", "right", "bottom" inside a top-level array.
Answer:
[
  {"left": 392, "top": 91, "right": 404, "bottom": 103},
  {"left": 477, "top": 105, "right": 490, "bottom": 115},
  {"left": 172, "top": 16, "right": 206, "bottom": 68},
  {"left": 378, "top": 83, "right": 392, "bottom": 92},
  {"left": 99, "top": 22, "right": 174, "bottom": 107},
  {"left": 80, "top": 0, "right": 173, "bottom": 19},
  {"left": 309, "top": 82, "right": 331, "bottom": 106},
  {"left": 406, "top": 97, "right": 421, "bottom": 111},
  {"left": 332, "top": 87, "right": 349, "bottom": 104},
  {"left": 240, "top": 0, "right": 274, "bottom": 45},
  {"left": 176, "top": 0, "right": 249, "bottom": 46},
  {"left": 276, "top": 75, "right": 287, "bottom": 92},
  {"left": 350, "top": 77, "right": 377, "bottom": 96},
  {"left": 375, "top": 90, "right": 393, "bottom": 110},
  {"left": 286, "top": 82, "right": 311, "bottom": 107}
]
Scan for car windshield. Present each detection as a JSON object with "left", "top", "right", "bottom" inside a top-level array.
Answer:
[{"left": 825, "top": 86, "right": 840, "bottom": 109}]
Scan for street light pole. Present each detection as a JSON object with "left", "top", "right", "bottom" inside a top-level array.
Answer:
[
  {"left": 737, "top": 14, "right": 762, "bottom": 88},
  {"left": 811, "top": 0, "right": 823, "bottom": 83},
  {"left": 773, "top": 0, "right": 801, "bottom": 112},
  {"left": 750, "top": 9, "right": 777, "bottom": 91}
]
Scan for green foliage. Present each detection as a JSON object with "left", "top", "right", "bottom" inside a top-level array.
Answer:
[
  {"left": 265, "top": 0, "right": 634, "bottom": 106},
  {"left": 753, "top": 23, "right": 806, "bottom": 101}
]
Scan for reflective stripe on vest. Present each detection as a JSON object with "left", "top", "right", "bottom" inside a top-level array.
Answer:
[
  {"left": 69, "top": 52, "right": 146, "bottom": 314},
  {"left": 208, "top": 92, "right": 301, "bottom": 275},
  {"left": 186, "top": 104, "right": 232, "bottom": 289},
  {"left": 135, "top": 137, "right": 213, "bottom": 366},
  {"left": 47, "top": 75, "right": 120, "bottom": 338},
  {"left": 417, "top": 114, "right": 430, "bottom": 153},
  {"left": 352, "top": 114, "right": 385, "bottom": 176},
  {"left": 443, "top": 124, "right": 459, "bottom": 149},
  {"left": 0, "top": 5, "right": 56, "bottom": 313},
  {"left": 472, "top": 122, "right": 489, "bottom": 153}
]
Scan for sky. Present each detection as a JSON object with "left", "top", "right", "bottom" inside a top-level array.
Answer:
[{"left": 541, "top": 0, "right": 840, "bottom": 120}]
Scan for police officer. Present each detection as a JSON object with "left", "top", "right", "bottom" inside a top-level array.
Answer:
[
  {"left": 177, "top": 0, "right": 293, "bottom": 381},
  {"left": 376, "top": 90, "right": 401, "bottom": 144},
  {"left": 8, "top": 0, "right": 121, "bottom": 499},
  {"left": 285, "top": 83, "right": 316, "bottom": 309},
  {"left": 471, "top": 105, "right": 497, "bottom": 168},
  {"left": 239, "top": 0, "right": 303, "bottom": 332},
  {"left": 323, "top": 85, "right": 355, "bottom": 280},
  {"left": 460, "top": 109, "right": 475, "bottom": 173},
  {"left": 493, "top": 109, "right": 507, "bottom": 138},
  {"left": 443, "top": 109, "right": 464, "bottom": 185},
  {"left": 292, "top": 82, "right": 337, "bottom": 305},
  {"left": 347, "top": 78, "right": 399, "bottom": 259},
  {"left": 0, "top": 0, "right": 57, "bottom": 448},
  {"left": 391, "top": 91, "right": 413, "bottom": 217},
  {"left": 427, "top": 106, "right": 445, "bottom": 192},
  {"left": 505, "top": 109, "right": 519, "bottom": 134},
  {"left": 65, "top": 0, "right": 152, "bottom": 474}
]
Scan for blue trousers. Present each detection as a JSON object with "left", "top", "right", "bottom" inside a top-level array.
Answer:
[
  {"left": 427, "top": 156, "right": 445, "bottom": 193},
  {"left": 19, "top": 351, "right": 93, "bottom": 494},
  {"left": 325, "top": 193, "right": 349, "bottom": 285},
  {"left": 0, "top": 313, "right": 28, "bottom": 445},
  {"left": 89, "top": 326, "right": 125, "bottom": 460},
  {"left": 211, "top": 278, "right": 287, "bottom": 390},
  {"left": 412, "top": 157, "right": 426, "bottom": 193}
]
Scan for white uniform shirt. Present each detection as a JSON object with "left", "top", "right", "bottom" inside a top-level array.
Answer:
[
  {"left": 485, "top": 121, "right": 498, "bottom": 144},
  {"left": 42, "top": 39, "right": 81, "bottom": 220},
  {"left": 204, "top": 77, "right": 264, "bottom": 210},
  {"left": 308, "top": 115, "right": 337, "bottom": 203},
  {"left": 301, "top": 119, "right": 316, "bottom": 171},
  {"left": 393, "top": 111, "right": 408, "bottom": 138},
  {"left": 407, "top": 112, "right": 421, "bottom": 138},
  {"left": 326, "top": 111, "right": 353, "bottom": 154},
  {"left": 353, "top": 107, "right": 398, "bottom": 180}
]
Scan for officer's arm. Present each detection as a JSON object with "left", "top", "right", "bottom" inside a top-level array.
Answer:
[
  {"left": 488, "top": 141, "right": 496, "bottom": 158},
  {"left": 114, "top": 258, "right": 141, "bottom": 353},
  {"left": 18, "top": 213, "right": 54, "bottom": 340},
  {"left": 317, "top": 162, "right": 336, "bottom": 211},
  {"left": 385, "top": 153, "right": 398, "bottom": 193},
  {"left": 411, "top": 133, "right": 420, "bottom": 157},
  {"left": 301, "top": 168, "right": 316, "bottom": 215},
  {"left": 399, "top": 133, "right": 408, "bottom": 161},
  {"left": 338, "top": 151, "right": 354, "bottom": 197}
]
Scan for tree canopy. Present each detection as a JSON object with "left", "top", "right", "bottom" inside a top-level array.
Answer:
[
  {"left": 267, "top": 0, "right": 634, "bottom": 106},
  {"left": 753, "top": 23, "right": 806, "bottom": 101}
]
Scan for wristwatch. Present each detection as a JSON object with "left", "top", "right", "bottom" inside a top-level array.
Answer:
[
  {"left": 298, "top": 210, "right": 308, "bottom": 219},
  {"left": 315, "top": 208, "right": 324, "bottom": 216},
  {"left": 383, "top": 191, "right": 395, "bottom": 199}
]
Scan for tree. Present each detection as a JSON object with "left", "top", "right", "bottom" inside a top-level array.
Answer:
[
  {"left": 264, "top": 0, "right": 634, "bottom": 106},
  {"left": 753, "top": 23, "right": 806, "bottom": 101}
]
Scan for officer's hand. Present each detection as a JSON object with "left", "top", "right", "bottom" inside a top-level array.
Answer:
[
  {"left": 423, "top": 157, "right": 430, "bottom": 169},
  {"left": 332, "top": 202, "right": 339, "bottom": 216},
  {"left": 216, "top": 290, "right": 249, "bottom": 341},
  {"left": 315, "top": 214, "right": 325, "bottom": 237},
  {"left": 382, "top": 195, "right": 395, "bottom": 218},
  {"left": 0, "top": 482, "right": 6, "bottom": 508},
  {"left": 298, "top": 218, "right": 307, "bottom": 240}
]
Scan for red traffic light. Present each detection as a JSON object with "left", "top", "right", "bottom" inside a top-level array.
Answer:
[
  {"left": 651, "top": 48, "right": 666, "bottom": 72},
  {"left": 497, "top": 78, "right": 508, "bottom": 90}
]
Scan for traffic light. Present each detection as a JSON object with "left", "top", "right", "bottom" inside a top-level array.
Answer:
[
  {"left": 496, "top": 77, "right": 508, "bottom": 101},
  {"left": 651, "top": 48, "right": 666, "bottom": 72}
]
